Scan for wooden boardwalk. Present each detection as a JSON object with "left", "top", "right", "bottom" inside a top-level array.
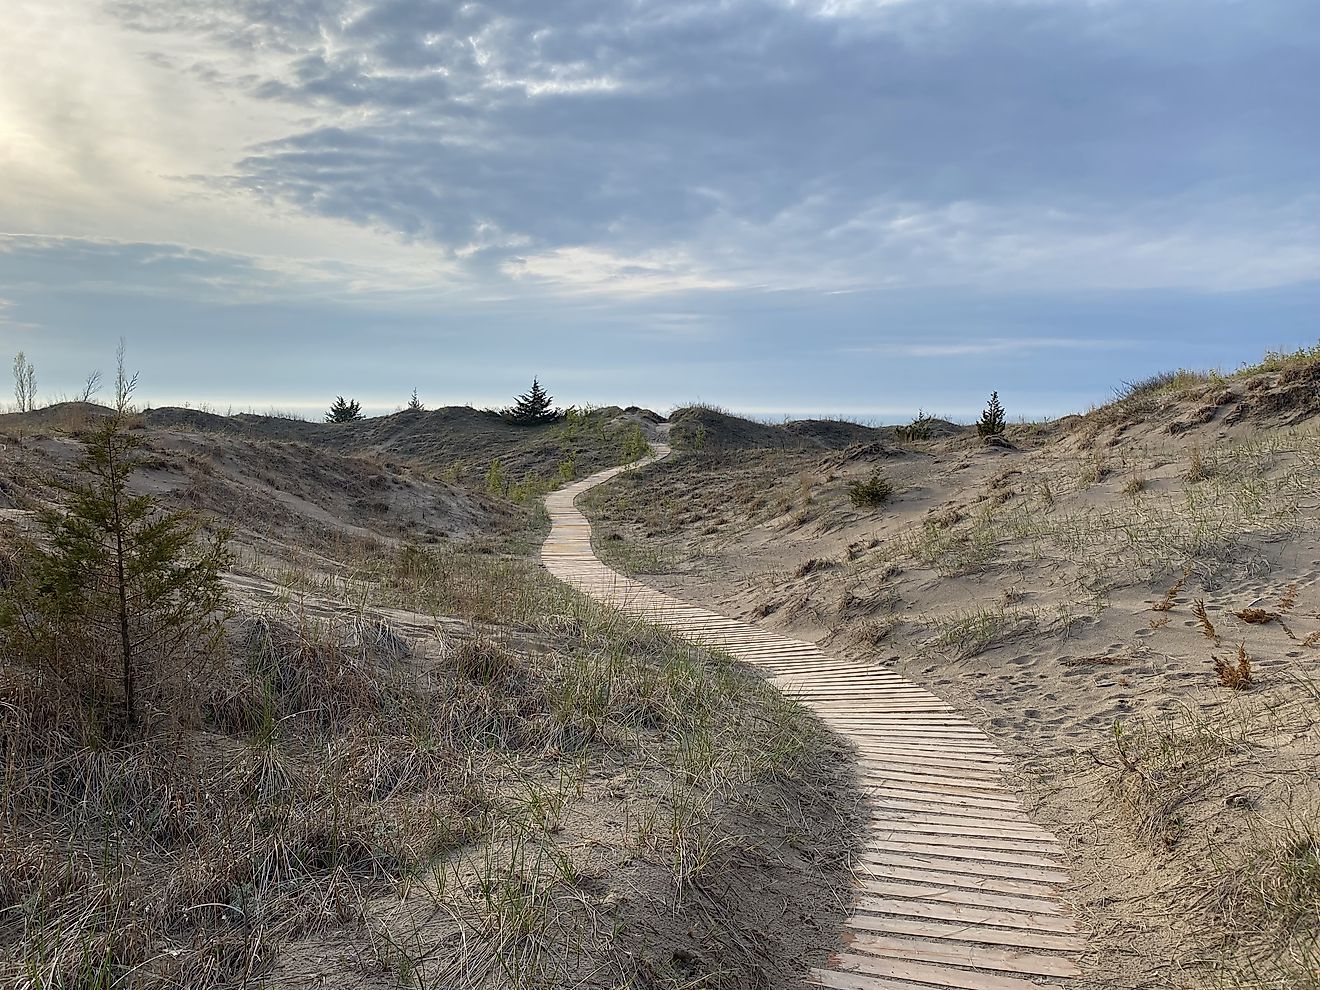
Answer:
[{"left": 542, "top": 446, "right": 1087, "bottom": 990}]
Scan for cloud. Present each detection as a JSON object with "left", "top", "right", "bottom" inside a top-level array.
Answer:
[
  {"left": 77, "top": 0, "right": 1319, "bottom": 296},
  {"left": 504, "top": 247, "right": 737, "bottom": 295},
  {"left": 882, "top": 337, "right": 1139, "bottom": 359}
]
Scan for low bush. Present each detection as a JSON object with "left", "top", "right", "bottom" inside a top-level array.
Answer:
[{"left": 848, "top": 471, "right": 894, "bottom": 508}]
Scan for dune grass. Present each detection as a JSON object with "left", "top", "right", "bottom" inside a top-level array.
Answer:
[{"left": 0, "top": 483, "right": 851, "bottom": 989}]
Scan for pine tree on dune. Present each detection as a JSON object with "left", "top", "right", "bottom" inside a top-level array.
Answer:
[
  {"left": 504, "top": 378, "right": 559, "bottom": 425},
  {"left": 326, "top": 396, "right": 363, "bottom": 423},
  {"left": 977, "top": 391, "right": 1006, "bottom": 438}
]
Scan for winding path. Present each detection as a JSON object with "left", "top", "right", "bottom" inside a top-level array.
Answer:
[{"left": 543, "top": 446, "right": 1088, "bottom": 990}]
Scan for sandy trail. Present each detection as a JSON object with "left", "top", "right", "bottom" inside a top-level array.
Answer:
[{"left": 543, "top": 445, "right": 1091, "bottom": 990}]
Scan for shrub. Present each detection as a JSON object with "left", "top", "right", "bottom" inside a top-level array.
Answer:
[
  {"left": 1236, "top": 341, "right": 1320, "bottom": 376},
  {"left": 848, "top": 471, "right": 894, "bottom": 508},
  {"left": 895, "top": 410, "right": 935, "bottom": 442},
  {"left": 620, "top": 423, "right": 649, "bottom": 464}
]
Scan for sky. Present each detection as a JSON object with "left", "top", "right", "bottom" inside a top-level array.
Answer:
[{"left": 1, "top": 0, "right": 1317, "bottom": 421}]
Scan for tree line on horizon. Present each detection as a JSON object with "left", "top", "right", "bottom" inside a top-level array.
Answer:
[
  {"left": 9, "top": 344, "right": 1012, "bottom": 435},
  {"left": 326, "top": 376, "right": 560, "bottom": 426}
]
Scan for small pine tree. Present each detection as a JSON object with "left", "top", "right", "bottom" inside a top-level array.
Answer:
[
  {"left": 504, "top": 378, "right": 558, "bottom": 426},
  {"left": 407, "top": 388, "right": 424, "bottom": 411},
  {"left": 977, "top": 391, "right": 1006, "bottom": 438},
  {"left": 485, "top": 458, "right": 507, "bottom": 496},
  {"left": 848, "top": 470, "right": 894, "bottom": 507},
  {"left": 620, "top": 423, "right": 649, "bottom": 464},
  {"left": 0, "top": 414, "right": 231, "bottom": 725},
  {"left": 326, "top": 396, "right": 363, "bottom": 423}
]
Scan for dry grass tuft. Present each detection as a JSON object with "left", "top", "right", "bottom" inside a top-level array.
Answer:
[
  {"left": 1278, "top": 583, "right": 1300, "bottom": 612},
  {"left": 1214, "top": 643, "right": 1254, "bottom": 690},
  {"left": 1079, "top": 453, "right": 1110, "bottom": 486},
  {"left": 930, "top": 605, "right": 1038, "bottom": 659},
  {"left": 928, "top": 505, "right": 963, "bottom": 530},
  {"left": 1038, "top": 478, "right": 1055, "bottom": 507},
  {"left": 1059, "top": 654, "right": 1125, "bottom": 667},
  {"left": 797, "top": 470, "right": 815, "bottom": 507},
  {"left": 795, "top": 557, "right": 836, "bottom": 578},
  {"left": 1193, "top": 598, "right": 1220, "bottom": 641},
  {"left": 1153, "top": 570, "right": 1190, "bottom": 612},
  {"left": 1186, "top": 444, "right": 1209, "bottom": 482}
]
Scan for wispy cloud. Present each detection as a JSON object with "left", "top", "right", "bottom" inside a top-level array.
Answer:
[
  {"left": 879, "top": 337, "right": 1142, "bottom": 359},
  {"left": 504, "top": 247, "right": 738, "bottom": 296}
]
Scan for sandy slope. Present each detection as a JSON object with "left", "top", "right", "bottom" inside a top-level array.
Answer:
[{"left": 585, "top": 370, "right": 1320, "bottom": 989}]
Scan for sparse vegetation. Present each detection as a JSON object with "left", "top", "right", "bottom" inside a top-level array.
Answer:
[
  {"left": 1152, "top": 570, "right": 1190, "bottom": 611},
  {"left": 78, "top": 369, "right": 103, "bottom": 403},
  {"left": 1079, "top": 452, "right": 1110, "bottom": 486},
  {"left": 5, "top": 339, "right": 1315, "bottom": 990},
  {"left": 1115, "top": 370, "right": 1210, "bottom": 403},
  {"left": 1236, "top": 341, "right": 1320, "bottom": 376},
  {"left": 930, "top": 604, "right": 1038, "bottom": 659},
  {"left": 1110, "top": 708, "right": 1241, "bottom": 849},
  {"left": 563, "top": 346, "right": 1320, "bottom": 990},
  {"left": 0, "top": 406, "right": 854, "bottom": 989}
]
